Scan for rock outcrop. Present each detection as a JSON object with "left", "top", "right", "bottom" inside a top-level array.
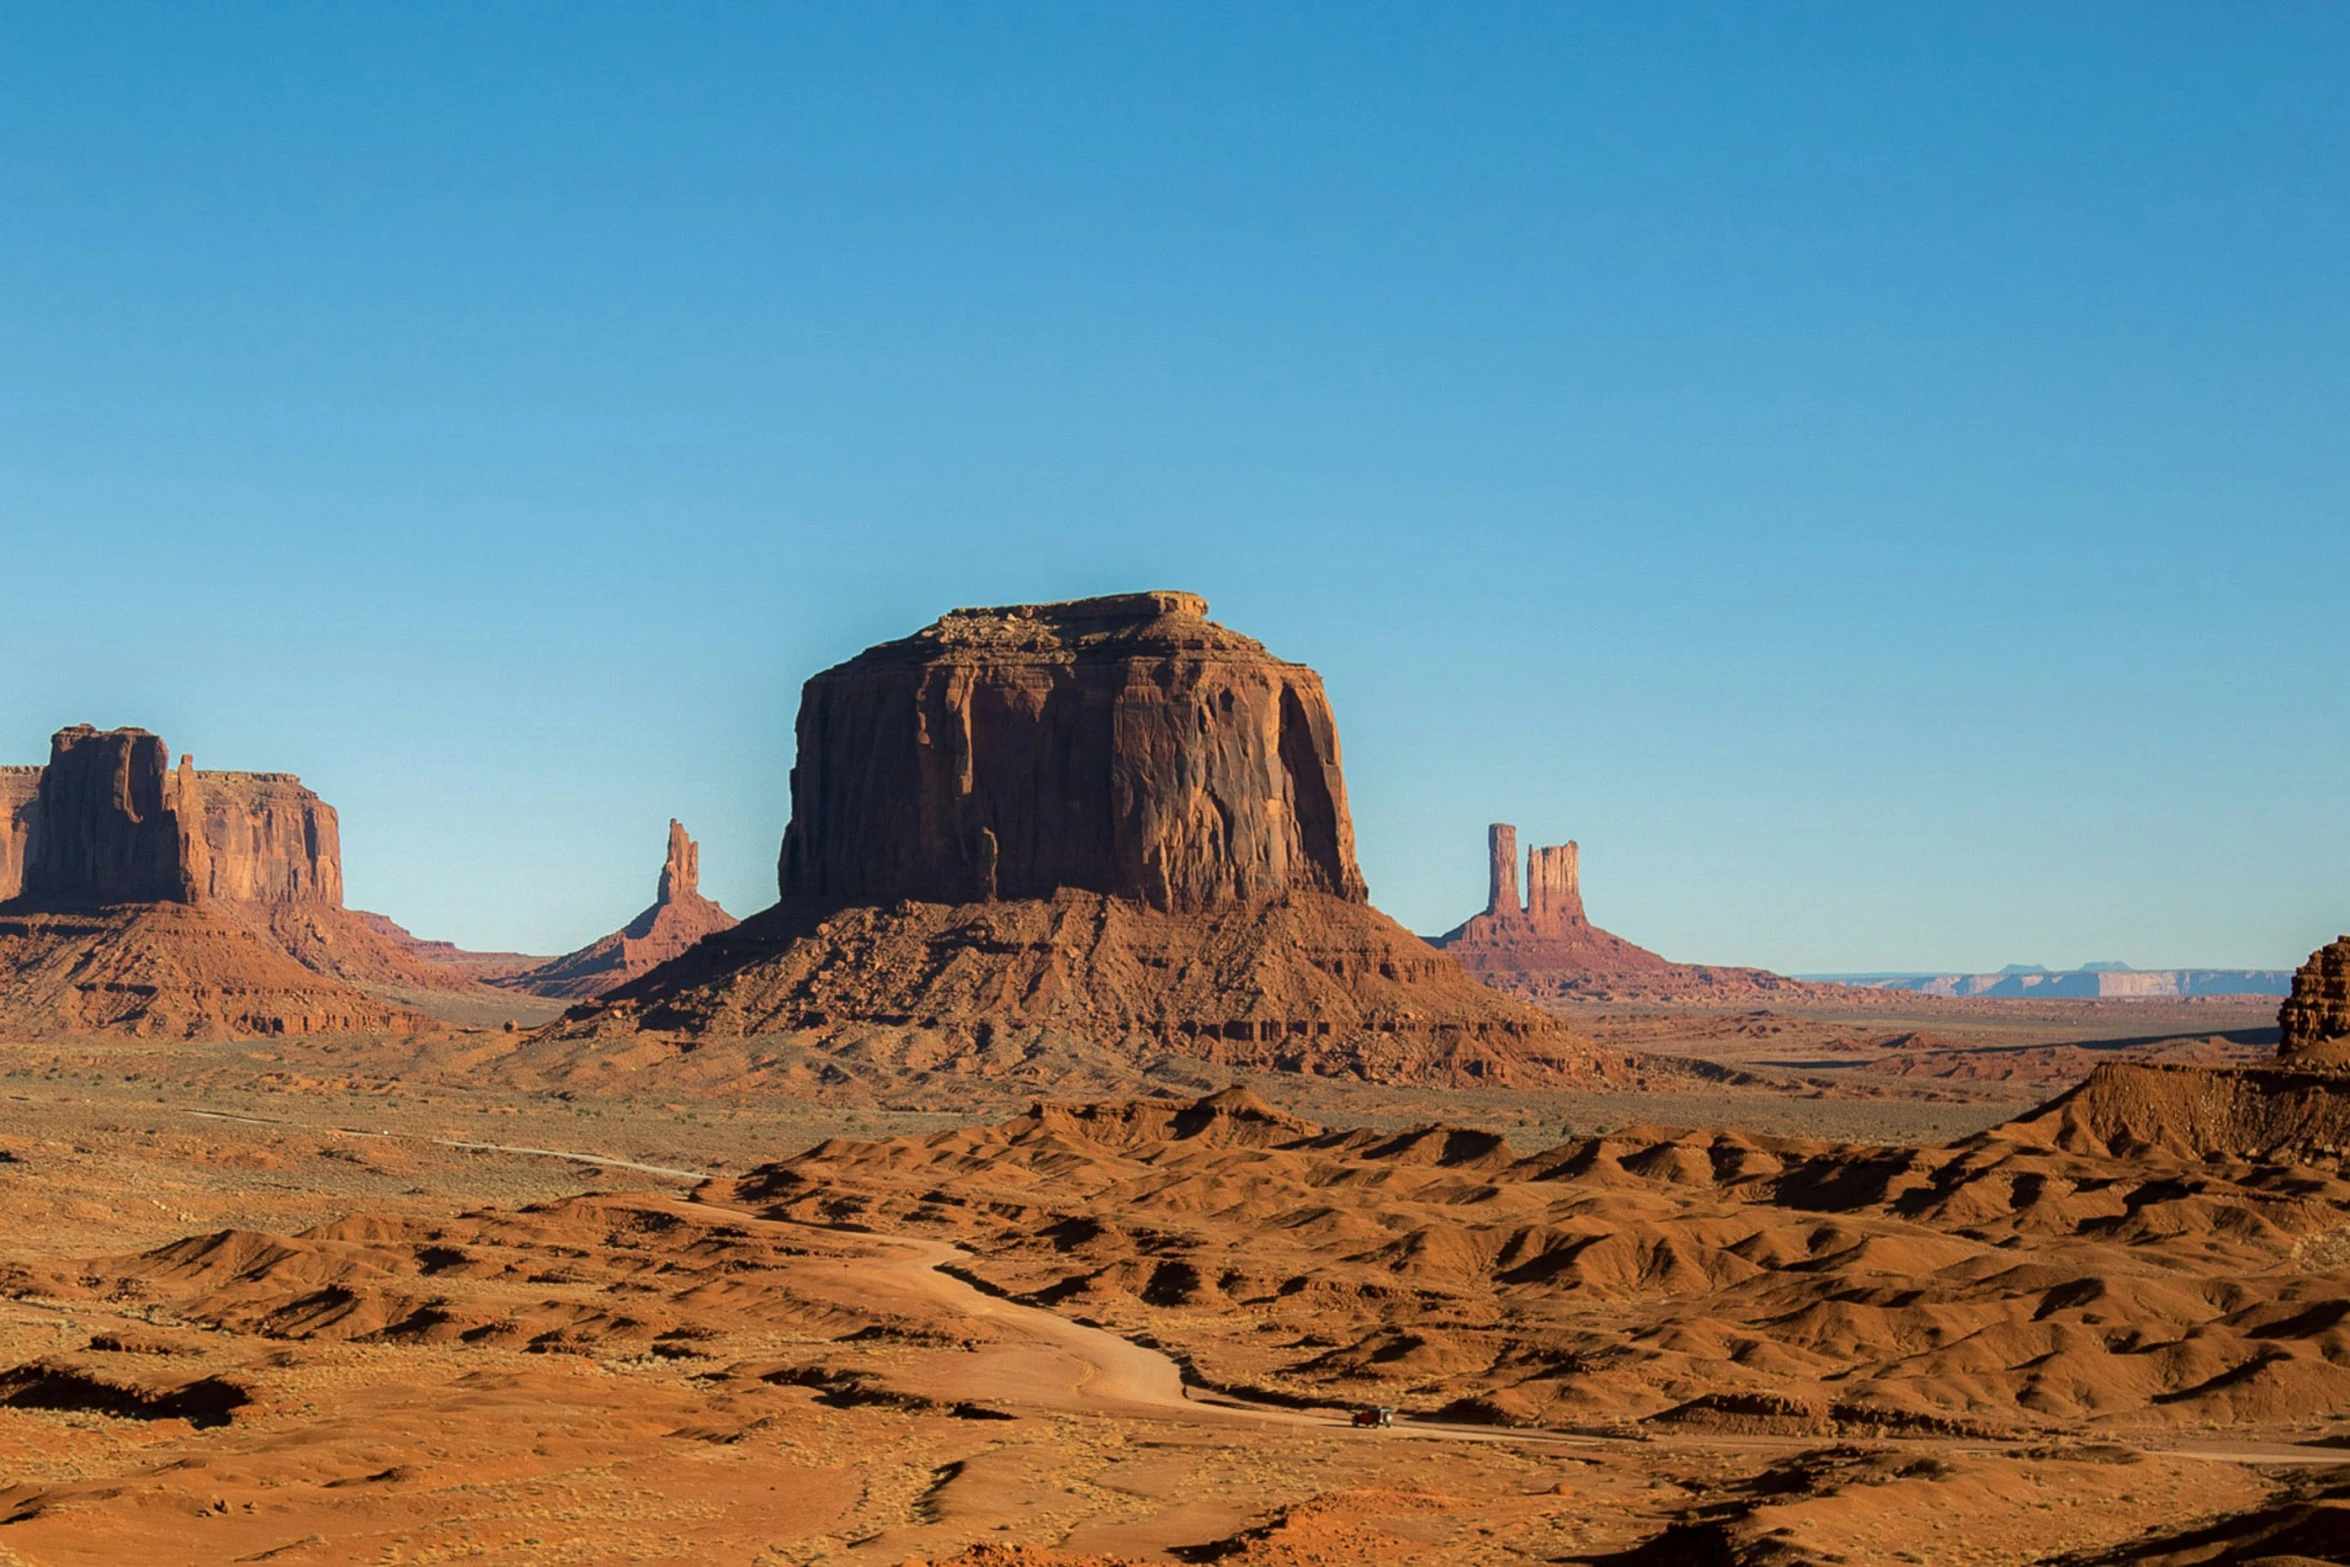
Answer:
[
  {"left": 188, "top": 772, "right": 344, "bottom": 906},
  {"left": 565, "top": 594, "right": 1622, "bottom": 1090},
  {"left": 1435, "top": 823, "right": 1852, "bottom": 1004},
  {"left": 778, "top": 591, "right": 1366, "bottom": 912},
  {"left": 0, "top": 724, "right": 533, "bottom": 1036},
  {"left": 2, "top": 730, "right": 344, "bottom": 912},
  {"left": 2279, "top": 936, "right": 2350, "bottom": 1066},
  {"left": 15, "top": 727, "right": 206, "bottom": 907},
  {"left": 2012, "top": 1059, "right": 2350, "bottom": 1161},
  {"left": 495, "top": 820, "right": 736, "bottom": 1000},
  {"left": 0, "top": 766, "right": 39, "bottom": 904}
]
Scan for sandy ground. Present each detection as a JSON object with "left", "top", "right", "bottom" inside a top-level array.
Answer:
[{"left": 0, "top": 1017, "right": 2342, "bottom": 1565}]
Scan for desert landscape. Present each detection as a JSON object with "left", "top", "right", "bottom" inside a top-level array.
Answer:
[
  {"left": 0, "top": 592, "right": 2343, "bottom": 1566},
  {"left": 10, "top": 13, "right": 2347, "bottom": 1562}
]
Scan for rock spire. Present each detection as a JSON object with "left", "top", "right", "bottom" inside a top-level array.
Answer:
[
  {"left": 659, "top": 818, "right": 700, "bottom": 903},
  {"left": 1436, "top": 822, "right": 1843, "bottom": 1004},
  {"left": 495, "top": 819, "right": 737, "bottom": 1000}
]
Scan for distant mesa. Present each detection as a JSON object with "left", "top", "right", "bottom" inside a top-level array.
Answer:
[
  {"left": 560, "top": 593, "right": 1626, "bottom": 1089},
  {"left": 2279, "top": 936, "right": 2350, "bottom": 1066},
  {"left": 1828, "top": 962, "right": 2293, "bottom": 999},
  {"left": 0, "top": 724, "right": 570, "bottom": 1038},
  {"left": 1432, "top": 822, "right": 1846, "bottom": 1004},
  {"left": 0, "top": 725, "right": 425, "bottom": 1038},
  {"left": 492, "top": 820, "right": 736, "bottom": 1000}
]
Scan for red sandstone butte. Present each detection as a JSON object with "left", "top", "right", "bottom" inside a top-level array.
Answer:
[
  {"left": 1, "top": 727, "right": 536, "bottom": 1000},
  {"left": 14, "top": 726, "right": 205, "bottom": 906},
  {"left": 497, "top": 820, "right": 736, "bottom": 1000},
  {"left": 0, "top": 725, "right": 424, "bottom": 1037},
  {"left": 567, "top": 593, "right": 1626, "bottom": 1088},
  {"left": 779, "top": 591, "right": 1365, "bottom": 912}
]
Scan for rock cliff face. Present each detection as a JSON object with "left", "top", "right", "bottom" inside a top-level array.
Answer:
[
  {"left": 777, "top": 591, "right": 1366, "bottom": 912},
  {"left": 1, "top": 731, "right": 344, "bottom": 911},
  {"left": 1435, "top": 823, "right": 1849, "bottom": 1004},
  {"left": 0, "top": 766, "right": 38, "bottom": 903},
  {"left": 0, "top": 724, "right": 515, "bottom": 1035},
  {"left": 13, "top": 727, "right": 206, "bottom": 907},
  {"left": 189, "top": 772, "right": 344, "bottom": 906},
  {"left": 2279, "top": 937, "right": 2350, "bottom": 1066},
  {"left": 570, "top": 595, "right": 1621, "bottom": 1089},
  {"left": 497, "top": 820, "right": 736, "bottom": 1000}
]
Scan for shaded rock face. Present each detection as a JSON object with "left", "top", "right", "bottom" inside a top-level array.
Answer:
[
  {"left": 2279, "top": 937, "right": 2350, "bottom": 1065},
  {"left": 777, "top": 592, "right": 1366, "bottom": 913},
  {"left": 15, "top": 727, "right": 205, "bottom": 907},
  {"left": 498, "top": 820, "right": 737, "bottom": 1000},
  {"left": 3, "top": 729, "right": 344, "bottom": 911}
]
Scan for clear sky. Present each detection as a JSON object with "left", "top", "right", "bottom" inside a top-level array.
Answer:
[{"left": 4, "top": 4, "right": 2344, "bottom": 971}]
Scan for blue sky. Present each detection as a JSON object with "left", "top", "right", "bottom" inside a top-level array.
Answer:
[{"left": 3, "top": 4, "right": 2344, "bottom": 969}]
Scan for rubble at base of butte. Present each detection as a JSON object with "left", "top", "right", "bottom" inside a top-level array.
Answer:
[
  {"left": 490, "top": 820, "right": 736, "bottom": 1000},
  {"left": 1432, "top": 821, "right": 1856, "bottom": 1004},
  {"left": 2279, "top": 935, "right": 2350, "bottom": 1068},
  {"left": 0, "top": 725, "right": 427, "bottom": 1038},
  {"left": 561, "top": 592, "right": 1630, "bottom": 1089}
]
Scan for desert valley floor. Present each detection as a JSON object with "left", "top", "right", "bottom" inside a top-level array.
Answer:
[{"left": 0, "top": 993, "right": 2343, "bottom": 1567}]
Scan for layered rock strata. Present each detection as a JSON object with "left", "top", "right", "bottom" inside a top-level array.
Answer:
[
  {"left": 778, "top": 591, "right": 1367, "bottom": 911},
  {"left": 2279, "top": 936, "right": 2350, "bottom": 1067},
  {"left": 0, "top": 904, "right": 419, "bottom": 1038},
  {"left": 16, "top": 727, "right": 205, "bottom": 907},
  {"left": 574, "top": 889, "right": 1612, "bottom": 1088},
  {"left": 1435, "top": 823, "right": 1852, "bottom": 1004},
  {"left": 0, "top": 725, "right": 468, "bottom": 1036},
  {"left": 573, "top": 594, "right": 1618, "bottom": 1088},
  {"left": 1, "top": 732, "right": 347, "bottom": 911},
  {"left": 497, "top": 820, "right": 736, "bottom": 1000}
]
